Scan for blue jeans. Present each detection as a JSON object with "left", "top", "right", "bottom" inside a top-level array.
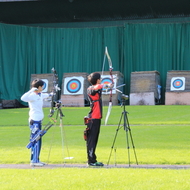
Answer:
[{"left": 29, "top": 120, "right": 42, "bottom": 163}]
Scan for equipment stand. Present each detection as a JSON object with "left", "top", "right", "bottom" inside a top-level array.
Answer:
[
  {"left": 107, "top": 96, "right": 138, "bottom": 166},
  {"left": 54, "top": 102, "right": 73, "bottom": 163},
  {"left": 46, "top": 101, "right": 64, "bottom": 163},
  {"left": 54, "top": 101, "right": 64, "bottom": 121},
  {"left": 47, "top": 101, "right": 71, "bottom": 164}
]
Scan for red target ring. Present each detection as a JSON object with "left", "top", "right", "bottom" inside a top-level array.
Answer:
[
  {"left": 66, "top": 79, "right": 81, "bottom": 93},
  {"left": 172, "top": 79, "right": 183, "bottom": 89}
]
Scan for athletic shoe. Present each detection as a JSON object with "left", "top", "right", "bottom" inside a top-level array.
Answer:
[
  {"left": 88, "top": 162, "right": 104, "bottom": 167},
  {"left": 30, "top": 162, "right": 44, "bottom": 167},
  {"left": 39, "top": 161, "right": 46, "bottom": 165}
]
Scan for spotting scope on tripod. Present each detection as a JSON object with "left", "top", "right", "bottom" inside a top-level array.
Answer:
[{"left": 107, "top": 90, "right": 138, "bottom": 166}]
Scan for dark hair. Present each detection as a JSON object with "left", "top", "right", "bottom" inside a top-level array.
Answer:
[
  {"left": 31, "top": 79, "right": 44, "bottom": 88},
  {"left": 88, "top": 72, "right": 101, "bottom": 85}
]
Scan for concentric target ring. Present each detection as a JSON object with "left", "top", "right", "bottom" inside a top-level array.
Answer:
[
  {"left": 172, "top": 79, "right": 183, "bottom": 89},
  {"left": 42, "top": 82, "right": 47, "bottom": 91},
  {"left": 66, "top": 79, "right": 81, "bottom": 93},
  {"left": 101, "top": 77, "right": 112, "bottom": 91}
]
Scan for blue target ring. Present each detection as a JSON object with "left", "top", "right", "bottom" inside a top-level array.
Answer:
[
  {"left": 42, "top": 82, "right": 47, "bottom": 91},
  {"left": 173, "top": 79, "right": 183, "bottom": 89},
  {"left": 66, "top": 79, "right": 81, "bottom": 93}
]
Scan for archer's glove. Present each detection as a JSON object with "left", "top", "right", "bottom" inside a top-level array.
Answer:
[
  {"left": 109, "top": 83, "right": 114, "bottom": 89},
  {"left": 49, "top": 92, "right": 56, "bottom": 97},
  {"left": 103, "top": 83, "right": 114, "bottom": 89}
]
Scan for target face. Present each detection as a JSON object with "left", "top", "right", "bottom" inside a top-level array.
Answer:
[
  {"left": 101, "top": 75, "right": 117, "bottom": 94},
  {"left": 170, "top": 77, "right": 185, "bottom": 91},
  {"left": 64, "top": 76, "right": 84, "bottom": 95},
  {"left": 173, "top": 79, "right": 183, "bottom": 88},
  {"left": 41, "top": 79, "right": 48, "bottom": 92},
  {"left": 101, "top": 77, "right": 112, "bottom": 91},
  {"left": 66, "top": 79, "right": 81, "bottom": 93}
]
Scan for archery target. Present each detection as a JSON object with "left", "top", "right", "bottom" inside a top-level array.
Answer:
[
  {"left": 170, "top": 77, "right": 185, "bottom": 91},
  {"left": 64, "top": 76, "right": 84, "bottom": 95},
  {"left": 101, "top": 75, "right": 117, "bottom": 94},
  {"left": 41, "top": 79, "right": 48, "bottom": 92},
  {"left": 67, "top": 79, "right": 81, "bottom": 93}
]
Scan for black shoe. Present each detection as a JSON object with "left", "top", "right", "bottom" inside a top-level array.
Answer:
[{"left": 88, "top": 162, "right": 104, "bottom": 167}]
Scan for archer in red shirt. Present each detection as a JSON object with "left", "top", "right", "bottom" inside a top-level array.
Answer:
[{"left": 86, "top": 72, "right": 113, "bottom": 167}]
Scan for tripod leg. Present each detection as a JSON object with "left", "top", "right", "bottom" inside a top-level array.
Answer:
[
  {"left": 46, "top": 128, "right": 55, "bottom": 164},
  {"left": 54, "top": 109, "right": 65, "bottom": 163},
  {"left": 107, "top": 112, "right": 123, "bottom": 165},
  {"left": 124, "top": 112, "right": 131, "bottom": 166},
  {"left": 60, "top": 116, "right": 65, "bottom": 163},
  {"left": 59, "top": 108, "right": 71, "bottom": 163},
  {"left": 126, "top": 115, "right": 138, "bottom": 165}
]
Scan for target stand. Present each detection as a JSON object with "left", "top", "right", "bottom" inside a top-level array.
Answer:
[
  {"left": 129, "top": 71, "right": 161, "bottom": 105},
  {"left": 61, "top": 72, "right": 90, "bottom": 107},
  {"left": 165, "top": 70, "right": 190, "bottom": 105}
]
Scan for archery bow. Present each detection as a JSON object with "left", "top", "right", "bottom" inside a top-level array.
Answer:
[
  {"left": 102, "top": 47, "right": 114, "bottom": 125},
  {"left": 49, "top": 67, "right": 61, "bottom": 117},
  {"left": 49, "top": 68, "right": 73, "bottom": 161}
]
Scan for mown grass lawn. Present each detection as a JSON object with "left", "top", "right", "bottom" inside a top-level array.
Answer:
[{"left": 0, "top": 105, "right": 190, "bottom": 189}]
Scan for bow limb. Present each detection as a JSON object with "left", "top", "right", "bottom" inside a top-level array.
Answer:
[
  {"left": 105, "top": 101, "right": 112, "bottom": 125},
  {"left": 102, "top": 47, "right": 114, "bottom": 125},
  {"left": 105, "top": 47, "right": 113, "bottom": 70},
  {"left": 104, "top": 70, "right": 113, "bottom": 125},
  {"left": 102, "top": 47, "right": 113, "bottom": 74}
]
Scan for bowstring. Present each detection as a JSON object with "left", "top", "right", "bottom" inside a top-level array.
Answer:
[{"left": 101, "top": 48, "right": 107, "bottom": 76}]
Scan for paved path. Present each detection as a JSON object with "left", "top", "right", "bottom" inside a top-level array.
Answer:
[{"left": 1, "top": 164, "right": 190, "bottom": 169}]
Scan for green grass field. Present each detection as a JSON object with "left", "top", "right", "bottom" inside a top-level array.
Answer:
[{"left": 0, "top": 105, "right": 190, "bottom": 189}]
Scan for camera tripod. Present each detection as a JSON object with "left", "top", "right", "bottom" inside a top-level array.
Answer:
[
  {"left": 107, "top": 95, "right": 138, "bottom": 166},
  {"left": 47, "top": 101, "right": 73, "bottom": 164}
]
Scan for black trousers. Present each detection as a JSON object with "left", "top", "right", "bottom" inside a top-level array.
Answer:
[{"left": 87, "top": 119, "right": 101, "bottom": 164}]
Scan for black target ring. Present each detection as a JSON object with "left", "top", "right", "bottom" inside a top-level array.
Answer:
[{"left": 66, "top": 79, "right": 81, "bottom": 93}]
